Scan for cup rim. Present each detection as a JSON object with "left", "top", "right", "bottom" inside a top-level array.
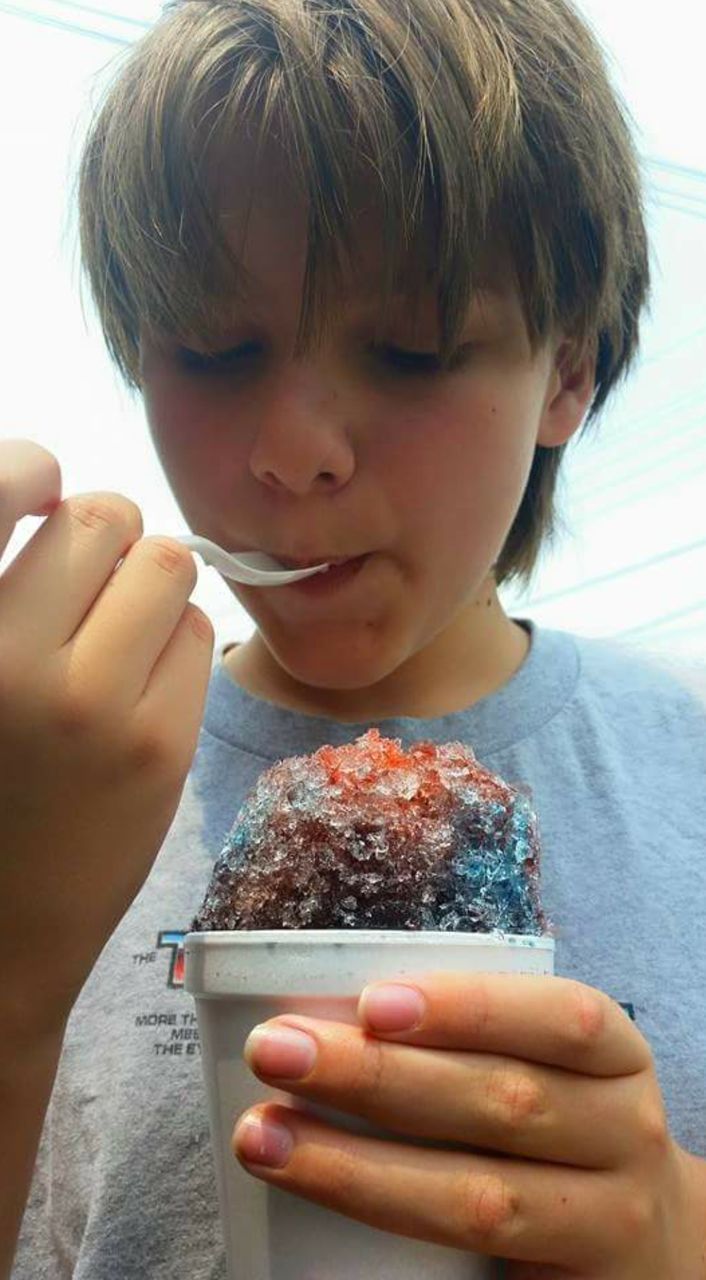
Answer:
[{"left": 184, "top": 929, "right": 554, "bottom": 948}]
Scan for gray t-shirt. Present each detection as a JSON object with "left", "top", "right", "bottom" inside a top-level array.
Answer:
[{"left": 12, "top": 619, "right": 706, "bottom": 1279}]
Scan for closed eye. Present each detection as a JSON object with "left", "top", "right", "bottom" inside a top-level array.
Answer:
[
  {"left": 175, "top": 342, "right": 258, "bottom": 372},
  {"left": 375, "top": 346, "right": 444, "bottom": 374},
  {"left": 175, "top": 342, "right": 461, "bottom": 376}
]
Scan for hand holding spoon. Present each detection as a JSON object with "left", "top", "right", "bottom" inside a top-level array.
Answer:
[{"left": 0, "top": 441, "right": 327, "bottom": 588}]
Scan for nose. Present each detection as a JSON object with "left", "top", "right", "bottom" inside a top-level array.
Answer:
[{"left": 248, "top": 364, "right": 356, "bottom": 497}]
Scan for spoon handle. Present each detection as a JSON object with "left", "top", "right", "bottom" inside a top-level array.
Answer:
[{"left": 175, "top": 535, "right": 330, "bottom": 585}]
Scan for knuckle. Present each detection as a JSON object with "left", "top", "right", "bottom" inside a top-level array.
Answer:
[
  {"left": 457, "top": 1170, "right": 519, "bottom": 1247},
  {"left": 50, "top": 693, "right": 96, "bottom": 741},
  {"left": 467, "top": 976, "right": 494, "bottom": 1038},
  {"left": 126, "top": 720, "right": 173, "bottom": 774},
  {"left": 47, "top": 678, "right": 98, "bottom": 740},
  {"left": 142, "top": 536, "right": 197, "bottom": 581},
  {"left": 353, "top": 1035, "right": 388, "bottom": 1108},
  {"left": 324, "top": 1137, "right": 360, "bottom": 1203},
  {"left": 185, "top": 604, "right": 215, "bottom": 644},
  {"left": 565, "top": 981, "right": 608, "bottom": 1051},
  {"left": 636, "top": 1096, "right": 670, "bottom": 1157},
  {"left": 616, "top": 1186, "right": 655, "bottom": 1246},
  {"left": 68, "top": 493, "right": 143, "bottom": 538},
  {"left": 485, "top": 1065, "right": 545, "bottom": 1131}
]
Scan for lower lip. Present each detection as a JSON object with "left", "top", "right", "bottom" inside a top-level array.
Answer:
[{"left": 281, "top": 554, "right": 370, "bottom": 595}]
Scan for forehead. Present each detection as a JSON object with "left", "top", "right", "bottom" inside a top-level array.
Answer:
[{"left": 206, "top": 122, "right": 513, "bottom": 315}]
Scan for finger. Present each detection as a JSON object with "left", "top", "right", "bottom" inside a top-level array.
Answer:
[
  {"left": 0, "top": 492, "right": 144, "bottom": 661},
  {"left": 244, "top": 1016, "right": 658, "bottom": 1169},
  {"left": 131, "top": 592, "right": 215, "bottom": 778},
  {"left": 0, "top": 438, "right": 62, "bottom": 550},
  {"left": 233, "top": 1102, "right": 619, "bottom": 1271},
  {"left": 58, "top": 532, "right": 204, "bottom": 707},
  {"left": 357, "top": 972, "right": 650, "bottom": 1077}
]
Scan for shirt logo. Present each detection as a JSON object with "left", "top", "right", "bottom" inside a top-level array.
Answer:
[{"left": 158, "top": 930, "right": 186, "bottom": 988}]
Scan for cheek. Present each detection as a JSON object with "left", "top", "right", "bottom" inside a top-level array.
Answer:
[
  {"left": 376, "top": 392, "right": 537, "bottom": 548},
  {"left": 145, "top": 384, "right": 243, "bottom": 503}
]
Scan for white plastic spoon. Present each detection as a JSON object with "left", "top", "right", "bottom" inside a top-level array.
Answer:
[{"left": 175, "top": 534, "right": 331, "bottom": 586}]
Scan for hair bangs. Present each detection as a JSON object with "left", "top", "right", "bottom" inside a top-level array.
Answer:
[{"left": 80, "top": 0, "right": 529, "bottom": 379}]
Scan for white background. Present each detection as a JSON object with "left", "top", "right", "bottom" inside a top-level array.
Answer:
[{"left": 1, "top": 0, "right": 705, "bottom": 657}]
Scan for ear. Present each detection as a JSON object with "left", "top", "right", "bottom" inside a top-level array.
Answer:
[{"left": 536, "top": 339, "right": 597, "bottom": 448}]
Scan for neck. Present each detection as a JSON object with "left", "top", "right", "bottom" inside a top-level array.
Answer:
[{"left": 224, "top": 579, "right": 530, "bottom": 723}]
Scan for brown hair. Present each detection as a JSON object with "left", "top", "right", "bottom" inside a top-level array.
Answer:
[{"left": 77, "top": 0, "right": 651, "bottom": 589}]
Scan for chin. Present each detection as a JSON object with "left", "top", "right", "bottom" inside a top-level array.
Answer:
[{"left": 264, "top": 620, "right": 408, "bottom": 692}]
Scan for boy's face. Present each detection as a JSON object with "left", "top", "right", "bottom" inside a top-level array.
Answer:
[{"left": 139, "top": 126, "right": 594, "bottom": 704}]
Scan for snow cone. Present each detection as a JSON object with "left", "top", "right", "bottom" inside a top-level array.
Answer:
[{"left": 185, "top": 730, "right": 555, "bottom": 1279}]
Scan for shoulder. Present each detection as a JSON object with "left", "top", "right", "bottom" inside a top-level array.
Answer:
[
  {"left": 569, "top": 630, "right": 706, "bottom": 732},
  {"left": 525, "top": 629, "right": 706, "bottom": 801}
]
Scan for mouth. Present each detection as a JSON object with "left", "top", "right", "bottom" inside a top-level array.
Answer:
[
  {"left": 276, "top": 554, "right": 356, "bottom": 570},
  {"left": 277, "top": 552, "right": 372, "bottom": 597}
]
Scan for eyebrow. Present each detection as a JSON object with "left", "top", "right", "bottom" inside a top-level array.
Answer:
[
  {"left": 230, "top": 257, "right": 504, "bottom": 301},
  {"left": 205, "top": 272, "right": 505, "bottom": 334}
]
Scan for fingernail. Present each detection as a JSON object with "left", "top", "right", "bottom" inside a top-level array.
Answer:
[
  {"left": 359, "top": 983, "right": 426, "bottom": 1032},
  {"left": 245, "top": 1024, "right": 317, "bottom": 1078},
  {"left": 235, "top": 1114, "right": 294, "bottom": 1168}
]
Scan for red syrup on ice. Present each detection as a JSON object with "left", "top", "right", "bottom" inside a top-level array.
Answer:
[{"left": 191, "top": 729, "right": 549, "bottom": 935}]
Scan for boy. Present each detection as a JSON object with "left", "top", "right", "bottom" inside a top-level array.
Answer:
[{"left": 3, "top": 0, "right": 706, "bottom": 1275}]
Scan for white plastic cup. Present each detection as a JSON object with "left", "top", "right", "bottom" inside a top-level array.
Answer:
[{"left": 185, "top": 929, "right": 555, "bottom": 1280}]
